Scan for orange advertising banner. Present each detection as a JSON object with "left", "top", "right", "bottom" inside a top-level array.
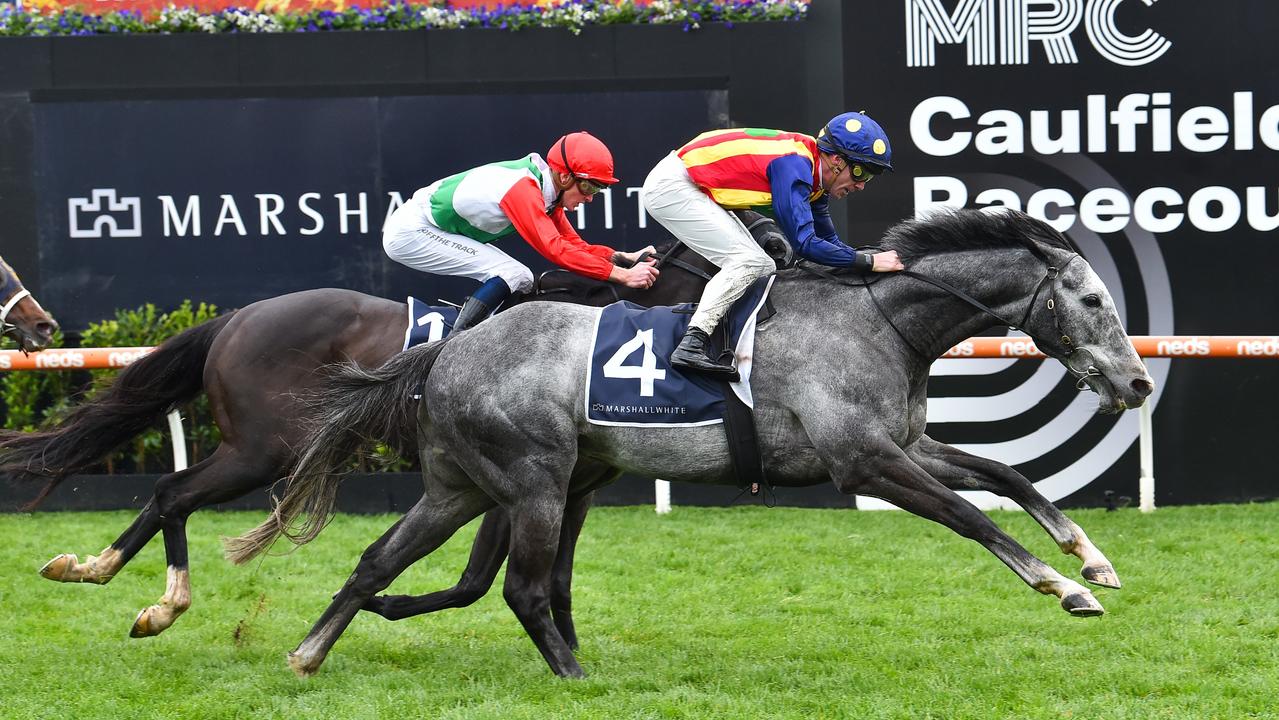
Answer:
[{"left": 5, "top": 338, "right": 1279, "bottom": 372}]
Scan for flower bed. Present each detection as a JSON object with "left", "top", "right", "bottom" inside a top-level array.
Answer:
[{"left": 0, "top": 0, "right": 807, "bottom": 36}]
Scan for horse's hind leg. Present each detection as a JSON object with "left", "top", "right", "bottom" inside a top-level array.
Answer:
[
  {"left": 362, "top": 470, "right": 608, "bottom": 654},
  {"left": 39, "top": 500, "right": 161, "bottom": 585},
  {"left": 503, "top": 495, "right": 584, "bottom": 678},
  {"left": 360, "top": 487, "right": 598, "bottom": 652},
  {"left": 361, "top": 507, "right": 512, "bottom": 621},
  {"left": 130, "top": 446, "right": 281, "bottom": 638},
  {"left": 907, "top": 435, "right": 1120, "bottom": 589},
  {"left": 834, "top": 443, "right": 1104, "bottom": 616},
  {"left": 550, "top": 489, "right": 599, "bottom": 651},
  {"left": 289, "top": 479, "right": 493, "bottom": 678}
]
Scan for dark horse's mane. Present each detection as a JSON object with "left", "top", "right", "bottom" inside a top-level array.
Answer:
[{"left": 878, "top": 209, "right": 1072, "bottom": 263}]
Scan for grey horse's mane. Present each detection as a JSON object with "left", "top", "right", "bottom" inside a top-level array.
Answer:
[{"left": 876, "top": 209, "right": 1072, "bottom": 263}]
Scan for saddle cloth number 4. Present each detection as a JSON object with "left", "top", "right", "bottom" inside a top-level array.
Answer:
[{"left": 602, "top": 328, "right": 667, "bottom": 397}]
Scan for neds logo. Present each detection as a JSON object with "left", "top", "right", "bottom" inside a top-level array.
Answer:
[
  {"left": 906, "top": 0, "right": 1170, "bottom": 68},
  {"left": 1156, "top": 337, "right": 1209, "bottom": 356}
]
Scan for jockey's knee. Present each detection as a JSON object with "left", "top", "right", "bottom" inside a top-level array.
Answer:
[
  {"left": 498, "top": 267, "right": 535, "bottom": 295},
  {"left": 731, "top": 251, "right": 776, "bottom": 280},
  {"left": 746, "top": 252, "right": 776, "bottom": 277}
]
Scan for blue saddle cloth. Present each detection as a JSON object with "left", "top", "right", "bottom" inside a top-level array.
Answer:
[
  {"left": 586, "top": 276, "right": 775, "bottom": 427},
  {"left": 402, "top": 297, "right": 460, "bottom": 350}
]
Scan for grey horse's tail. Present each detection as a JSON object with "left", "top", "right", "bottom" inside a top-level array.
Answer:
[{"left": 223, "top": 340, "right": 449, "bottom": 565}]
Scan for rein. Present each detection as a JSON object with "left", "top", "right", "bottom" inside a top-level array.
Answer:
[
  {"left": 533, "top": 242, "right": 714, "bottom": 303},
  {"left": 801, "top": 243, "right": 1102, "bottom": 390},
  {"left": 644, "top": 243, "right": 715, "bottom": 282}
]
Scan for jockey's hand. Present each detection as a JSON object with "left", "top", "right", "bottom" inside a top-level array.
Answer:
[
  {"left": 872, "top": 250, "right": 905, "bottom": 272},
  {"left": 613, "top": 246, "right": 658, "bottom": 267},
  {"left": 611, "top": 260, "right": 660, "bottom": 289}
]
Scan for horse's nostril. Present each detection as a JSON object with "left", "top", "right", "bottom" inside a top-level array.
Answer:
[
  {"left": 35, "top": 322, "right": 56, "bottom": 338},
  {"left": 1131, "top": 378, "right": 1154, "bottom": 398}
]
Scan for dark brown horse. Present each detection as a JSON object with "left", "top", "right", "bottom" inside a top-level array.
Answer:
[
  {"left": 0, "top": 255, "right": 58, "bottom": 352},
  {"left": 0, "top": 243, "right": 717, "bottom": 638}
]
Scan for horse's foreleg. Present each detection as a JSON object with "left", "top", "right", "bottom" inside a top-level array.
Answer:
[
  {"left": 131, "top": 449, "right": 276, "bottom": 638},
  {"left": 362, "top": 507, "right": 512, "bottom": 620},
  {"left": 40, "top": 499, "right": 160, "bottom": 585},
  {"left": 289, "top": 485, "right": 492, "bottom": 678},
  {"left": 907, "top": 435, "right": 1120, "bottom": 589},
  {"left": 835, "top": 444, "right": 1104, "bottom": 617}
]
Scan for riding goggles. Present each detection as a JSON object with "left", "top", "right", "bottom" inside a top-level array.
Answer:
[
  {"left": 576, "top": 178, "right": 608, "bottom": 196},
  {"left": 848, "top": 161, "right": 884, "bottom": 183}
]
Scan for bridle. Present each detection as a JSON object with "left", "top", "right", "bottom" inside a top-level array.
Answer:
[
  {"left": 0, "top": 268, "right": 33, "bottom": 342},
  {"left": 801, "top": 240, "right": 1103, "bottom": 391}
]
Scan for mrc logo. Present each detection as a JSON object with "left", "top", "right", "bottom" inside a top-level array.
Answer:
[{"left": 905, "top": 0, "right": 1171, "bottom": 68}]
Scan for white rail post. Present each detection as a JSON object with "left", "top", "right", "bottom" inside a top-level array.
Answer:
[
  {"left": 166, "top": 410, "right": 188, "bottom": 472},
  {"left": 655, "top": 479, "right": 671, "bottom": 514},
  {"left": 1138, "top": 401, "right": 1155, "bottom": 513}
]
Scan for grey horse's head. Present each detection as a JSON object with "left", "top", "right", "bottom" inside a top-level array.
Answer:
[
  {"left": 984, "top": 212, "right": 1155, "bottom": 414},
  {"left": 1035, "top": 255, "right": 1154, "bottom": 414}
]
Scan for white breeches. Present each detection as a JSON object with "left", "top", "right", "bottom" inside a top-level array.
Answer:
[
  {"left": 382, "top": 200, "right": 535, "bottom": 293},
  {"left": 642, "top": 152, "right": 774, "bottom": 334}
]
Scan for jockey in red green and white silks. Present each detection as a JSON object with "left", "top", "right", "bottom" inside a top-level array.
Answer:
[
  {"left": 641, "top": 112, "right": 893, "bottom": 379},
  {"left": 383, "top": 131, "right": 641, "bottom": 335},
  {"left": 383, "top": 153, "right": 615, "bottom": 294}
]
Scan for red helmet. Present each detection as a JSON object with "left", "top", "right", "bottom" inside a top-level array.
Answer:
[{"left": 547, "top": 131, "right": 619, "bottom": 185}]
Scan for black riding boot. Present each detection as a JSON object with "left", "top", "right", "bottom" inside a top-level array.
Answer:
[
  {"left": 448, "top": 295, "right": 495, "bottom": 336},
  {"left": 670, "top": 327, "right": 740, "bottom": 382}
]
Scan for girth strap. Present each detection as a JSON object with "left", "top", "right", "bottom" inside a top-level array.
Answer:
[
  {"left": 719, "top": 379, "right": 770, "bottom": 500},
  {"left": 703, "top": 321, "right": 771, "bottom": 502}
]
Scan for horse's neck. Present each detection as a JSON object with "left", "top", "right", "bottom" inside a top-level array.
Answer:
[{"left": 862, "top": 248, "right": 1049, "bottom": 361}]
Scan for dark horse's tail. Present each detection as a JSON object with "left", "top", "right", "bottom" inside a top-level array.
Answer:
[
  {"left": 224, "top": 339, "right": 448, "bottom": 565},
  {"left": 0, "top": 312, "right": 237, "bottom": 508}
]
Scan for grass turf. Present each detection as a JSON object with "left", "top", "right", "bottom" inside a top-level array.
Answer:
[{"left": 0, "top": 504, "right": 1276, "bottom": 719}]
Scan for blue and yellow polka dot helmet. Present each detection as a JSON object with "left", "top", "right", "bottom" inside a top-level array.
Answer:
[{"left": 816, "top": 111, "right": 893, "bottom": 172}]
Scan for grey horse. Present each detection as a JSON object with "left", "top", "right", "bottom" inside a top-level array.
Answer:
[{"left": 232, "top": 209, "right": 1154, "bottom": 678}]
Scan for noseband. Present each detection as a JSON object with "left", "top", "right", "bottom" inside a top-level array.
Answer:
[{"left": 0, "top": 271, "right": 32, "bottom": 340}]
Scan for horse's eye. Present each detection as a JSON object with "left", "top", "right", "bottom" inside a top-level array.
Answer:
[{"left": 1082, "top": 294, "right": 1102, "bottom": 308}]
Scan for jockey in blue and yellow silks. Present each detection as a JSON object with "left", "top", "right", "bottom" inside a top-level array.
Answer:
[{"left": 641, "top": 111, "right": 906, "bottom": 379}]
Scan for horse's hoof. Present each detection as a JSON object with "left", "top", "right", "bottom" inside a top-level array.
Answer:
[
  {"left": 130, "top": 606, "right": 166, "bottom": 638},
  {"left": 557, "top": 664, "right": 587, "bottom": 679},
  {"left": 39, "top": 554, "right": 77, "bottom": 582},
  {"left": 1082, "top": 563, "right": 1122, "bottom": 589},
  {"left": 1061, "top": 591, "right": 1105, "bottom": 617},
  {"left": 288, "top": 651, "right": 319, "bottom": 678}
]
